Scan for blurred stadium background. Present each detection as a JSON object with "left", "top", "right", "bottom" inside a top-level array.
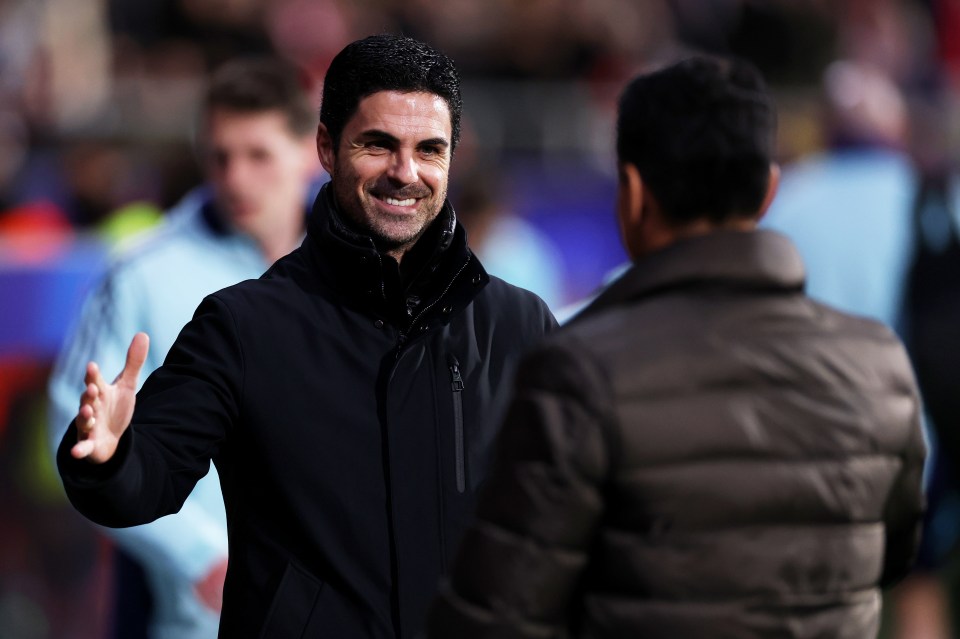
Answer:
[{"left": 2, "top": 1, "right": 959, "bottom": 637}]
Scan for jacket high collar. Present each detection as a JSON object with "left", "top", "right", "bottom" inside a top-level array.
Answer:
[
  {"left": 304, "top": 184, "right": 489, "bottom": 330},
  {"left": 580, "top": 229, "right": 806, "bottom": 320}
]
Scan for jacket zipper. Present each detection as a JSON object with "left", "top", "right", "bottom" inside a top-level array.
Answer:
[
  {"left": 448, "top": 355, "right": 466, "bottom": 494},
  {"left": 395, "top": 254, "right": 472, "bottom": 356}
]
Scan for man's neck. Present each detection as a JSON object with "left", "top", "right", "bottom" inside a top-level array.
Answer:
[{"left": 252, "top": 209, "right": 305, "bottom": 264}]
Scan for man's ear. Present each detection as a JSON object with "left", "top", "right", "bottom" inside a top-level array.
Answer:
[
  {"left": 617, "top": 162, "right": 644, "bottom": 228},
  {"left": 617, "top": 162, "right": 645, "bottom": 258},
  {"left": 316, "top": 123, "right": 336, "bottom": 175},
  {"left": 755, "top": 163, "right": 781, "bottom": 222}
]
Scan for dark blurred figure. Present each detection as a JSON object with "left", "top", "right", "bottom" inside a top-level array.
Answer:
[
  {"left": 0, "top": 382, "right": 110, "bottom": 639},
  {"left": 669, "top": 0, "right": 836, "bottom": 85},
  {"left": 428, "top": 56, "right": 926, "bottom": 639},
  {"left": 108, "top": 0, "right": 272, "bottom": 71}
]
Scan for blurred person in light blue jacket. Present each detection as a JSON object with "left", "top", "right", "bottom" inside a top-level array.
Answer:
[
  {"left": 47, "top": 57, "right": 321, "bottom": 639},
  {"left": 762, "top": 59, "right": 914, "bottom": 331}
]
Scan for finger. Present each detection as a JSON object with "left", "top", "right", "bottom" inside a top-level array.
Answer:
[
  {"left": 79, "top": 415, "right": 96, "bottom": 434},
  {"left": 86, "top": 361, "right": 107, "bottom": 397},
  {"left": 84, "top": 361, "right": 96, "bottom": 385},
  {"left": 77, "top": 401, "right": 94, "bottom": 421},
  {"left": 84, "top": 382, "right": 99, "bottom": 402},
  {"left": 116, "top": 332, "right": 149, "bottom": 388},
  {"left": 72, "top": 439, "right": 95, "bottom": 459},
  {"left": 78, "top": 384, "right": 98, "bottom": 415}
]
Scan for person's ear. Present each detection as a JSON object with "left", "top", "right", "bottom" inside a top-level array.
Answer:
[
  {"left": 617, "top": 162, "right": 645, "bottom": 257},
  {"left": 755, "top": 163, "right": 781, "bottom": 222},
  {"left": 617, "top": 162, "right": 644, "bottom": 226},
  {"left": 316, "top": 123, "right": 336, "bottom": 175}
]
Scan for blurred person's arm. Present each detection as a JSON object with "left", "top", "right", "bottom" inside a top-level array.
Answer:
[
  {"left": 889, "top": 572, "right": 952, "bottom": 639},
  {"left": 48, "top": 269, "right": 230, "bottom": 609},
  {"left": 427, "top": 338, "right": 613, "bottom": 639}
]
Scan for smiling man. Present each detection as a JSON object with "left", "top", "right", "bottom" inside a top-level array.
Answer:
[
  {"left": 55, "top": 35, "right": 556, "bottom": 639},
  {"left": 320, "top": 90, "right": 452, "bottom": 259}
]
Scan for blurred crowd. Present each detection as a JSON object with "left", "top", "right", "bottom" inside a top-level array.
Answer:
[
  {"left": 0, "top": 0, "right": 951, "bottom": 234},
  {"left": 4, "top": 0, "right": 960, "bottom": 637}
]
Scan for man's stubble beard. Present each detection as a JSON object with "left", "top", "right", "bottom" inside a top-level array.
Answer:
[{"left": 330, "top": 163, "right": 447, "bottom": 254}]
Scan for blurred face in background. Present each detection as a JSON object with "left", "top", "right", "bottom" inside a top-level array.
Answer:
[{"left": 201, "top": 108, "right": 316, "bottom": 241}]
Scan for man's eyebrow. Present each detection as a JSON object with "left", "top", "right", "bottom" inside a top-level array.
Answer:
[
  {"left": 357, "top": 130, "right": 450, "bottom": 149},
  {"left": 358, "top": 129, "right": 400, "bottom": 144},
  {"left": 418, "top": 137, "right": 450, "bottom": 149}
]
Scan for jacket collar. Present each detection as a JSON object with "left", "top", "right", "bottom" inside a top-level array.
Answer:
[
  {"left": 304, "top": 183, "right": 489, "bottom": 327},
  {"left": 578, "top": 229, "right": 805, "bottom": 319}
]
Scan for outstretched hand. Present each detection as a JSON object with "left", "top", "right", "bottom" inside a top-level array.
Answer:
[{"left": 72, "top": 332, "right": 149, "bottom": 463}]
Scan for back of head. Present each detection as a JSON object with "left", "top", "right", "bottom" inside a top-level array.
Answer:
[
  {"left": 204, "top": 57, "right": 315, "bottom": 137},
  {"left": 617, "top": 56, "right": 776, "bottom": 226},
  {"left": 319, "top": 34, "right": 463, "bottom": 152}
]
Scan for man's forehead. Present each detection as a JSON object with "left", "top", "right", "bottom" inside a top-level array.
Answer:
[
  {"left": 349, "top": 90, "right": 452, "bottom": 138},
  {"left": 203, "top": 108, "right": 298, "bottom": 140}
]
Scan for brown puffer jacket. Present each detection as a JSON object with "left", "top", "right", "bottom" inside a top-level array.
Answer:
[{"left": 427, "top": 230, "right": 926, "bottom": 639}]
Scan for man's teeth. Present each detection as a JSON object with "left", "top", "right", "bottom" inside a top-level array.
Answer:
[{"left": 384, "top": 196, "right": 416, "bottom": 207}]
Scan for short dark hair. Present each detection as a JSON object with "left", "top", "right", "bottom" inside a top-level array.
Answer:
[
  {"left": 617, "top": 56, "right": 776, "bottom": 226},
  {"left": 204, "top": 57, "right": 315, "bottom": 137},
  {"left": 320, "top": 34, "right": 462, "bottom": 152}
]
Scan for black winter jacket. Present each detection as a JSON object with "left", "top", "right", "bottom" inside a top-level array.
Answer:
[
  {"left": 428, "top": 230, "right": 926, "bottom": 639},
  {"left": 58, "top": 186, "right": 556, "bottom": 639}
]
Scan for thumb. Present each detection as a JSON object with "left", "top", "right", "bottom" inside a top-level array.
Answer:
[{"left": 116, "top": 332, "right": 150, "bottom": 388}]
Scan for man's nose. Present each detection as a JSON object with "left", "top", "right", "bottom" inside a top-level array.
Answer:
[
  {"left": 386, "top": 151, "right": 417, "bottom": 185},
  {"left": 219, "top": 158, "right": 249, "bottom": 190}
]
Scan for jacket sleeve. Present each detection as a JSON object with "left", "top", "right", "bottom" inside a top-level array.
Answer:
[
  {"left": 48, "top": 265, "right": 230, "bottom": 584},
  {"left": 427, "top": 337, "right": 615, "bottom": 639},
  {"left": 880, "top": 380, "right": 928, "bottom": 587},
  {"left": 57, "top": 293, "right": 243, "bottom": 530}
]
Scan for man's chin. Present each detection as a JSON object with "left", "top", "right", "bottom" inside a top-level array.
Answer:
[{"left": 372, "top": 229, "right": 418, "bottom": 249}]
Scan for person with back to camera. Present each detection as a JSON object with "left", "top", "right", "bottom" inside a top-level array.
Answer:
[
  {"left": 54, "top": 34, "right": 556, "bottom": 639},
  {"left": 427, "top": 55, "right": 926, "bottom": 639}
]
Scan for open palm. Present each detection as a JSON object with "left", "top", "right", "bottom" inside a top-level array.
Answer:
[{"left": 72, "top": 332, "right": 149, "bottom": 463}]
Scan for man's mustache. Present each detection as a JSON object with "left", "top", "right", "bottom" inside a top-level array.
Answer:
[{"left": 370, "top": 184, "right": 431, "bottom": 200}]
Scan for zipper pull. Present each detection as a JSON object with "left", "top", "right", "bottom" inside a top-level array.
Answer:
[{"left": 449, "top": 361, "right": 464, "bottom": 392}]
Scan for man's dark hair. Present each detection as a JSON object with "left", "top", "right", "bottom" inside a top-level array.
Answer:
[
  {"left": 320, "top": 34, "right": 462, "bottom": 152},
  {"left": 617, "top": 55, "right": 776, "bottom": 226},
  {"left": 204, "top": 57, "right": 315, "bottom": 137}
]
